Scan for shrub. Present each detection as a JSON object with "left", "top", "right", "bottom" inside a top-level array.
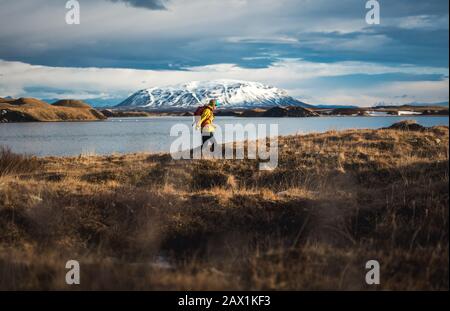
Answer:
[{"left": 0, "top": 146, "right": 41, "bottom": 176}]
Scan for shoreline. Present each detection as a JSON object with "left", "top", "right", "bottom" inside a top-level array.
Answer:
[
  {"left": 1, "top": 96, "right": 447, "bottom": 123},
  {"left": 0, "top": 113, "right": 448, "bottom": 124},
  {"left": 1, "top": 121, "right": 449, "bottom": 158}
]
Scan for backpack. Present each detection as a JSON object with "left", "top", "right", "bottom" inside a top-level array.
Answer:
[
  {"left": 194, "top": 105, "right": 209, "bottom": 116},
  {"left": 193, "top": 105, "right": 212, "bottom": 128}
]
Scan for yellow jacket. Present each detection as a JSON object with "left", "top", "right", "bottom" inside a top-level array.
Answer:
[{"left": 197, "top": 106, "right": 215, "bottom": 132}]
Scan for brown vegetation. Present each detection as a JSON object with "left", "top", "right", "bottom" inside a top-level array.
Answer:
[
  {"left": 384, "top": 119, "right": 426, "bottom": 131},
  {"left": 0, "top": 147, "right": 41, "bottom": 176},
  {"left": 0, "top": 98, "right": 106, "bottom": 122},
  {"left": 251, "top": 106, "right": 319, "bottom": 117},
  {"left": 0, "top": 124, "right": 448, "bottom": 290},
  {"left": 101, "top": 104, "right": 449, "bottom": 117},
  {"left": 100, "top": 109, "right": 154, "bottom": 118},
  {"left": 52, "top": 100, "right": 93, "bottom": 109}
]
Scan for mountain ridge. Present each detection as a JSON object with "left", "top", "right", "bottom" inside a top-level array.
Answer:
[{"left": 117, "top": 80, "right": 312, "bottom": 110}]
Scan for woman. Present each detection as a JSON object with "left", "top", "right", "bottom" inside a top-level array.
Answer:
[{"left": 196, "top": 99, "right": 218, "bottom": 152}]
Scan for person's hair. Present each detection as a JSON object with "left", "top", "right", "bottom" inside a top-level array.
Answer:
[{"left": 209, "top": 99, "right": 216, "bottom": 106}]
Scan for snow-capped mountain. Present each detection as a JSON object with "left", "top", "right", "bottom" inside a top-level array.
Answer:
[{"left": 117, "top": 80, "right": 311, "bottom": 110}]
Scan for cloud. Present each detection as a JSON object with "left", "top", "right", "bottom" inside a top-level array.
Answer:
[
  {"left": 0, "top": 0, "right": 448, "bottom": 70},
  {"left": 392, "top": 14, "right": 449, "bottom": 30},
  {"left": 226, "top": 36, "right": 299, "bottom": 44},
  {"left": 107, "top": 0, "right": 168, "bottom": 10},
  {"left": 311, "top": 78, "right": 449, "bottom": 106},
  {"left": 1, "top": 58, "right": 448, "bottom": 106},
  {"left": 0, "top": 1, "right": 447, "bottom": 106}
]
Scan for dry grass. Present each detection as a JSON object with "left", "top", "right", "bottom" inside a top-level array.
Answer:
[
  {"left": 0, "top": 124, "right": 448, "bottom": 290},
  {"left": 0, "top": 147, "right": 41, "bottom": 176},
  {"left": 0, "top": 98, "right": 106, "bottom": 122}
]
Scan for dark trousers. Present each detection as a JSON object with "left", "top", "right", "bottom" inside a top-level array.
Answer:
[{"left": 201, "top": 132, "right": 215, "bottom": 152}]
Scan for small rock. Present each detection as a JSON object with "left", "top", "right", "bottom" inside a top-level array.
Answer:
[{"left": 276, "top": 190, "right": 290, "bottom": 197}]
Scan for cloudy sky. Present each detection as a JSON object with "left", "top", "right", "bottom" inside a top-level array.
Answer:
[{"left": 0, "top": 0, "right": 448, "bottom": 106}]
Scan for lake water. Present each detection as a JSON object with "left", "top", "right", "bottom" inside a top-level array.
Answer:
[{"left": 0, "top": 116, "right": 448, "bottom": 156}]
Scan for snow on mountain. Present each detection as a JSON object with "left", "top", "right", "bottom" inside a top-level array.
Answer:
[{"left": 117, "top": 80, "right": 311, "bottom": 110}]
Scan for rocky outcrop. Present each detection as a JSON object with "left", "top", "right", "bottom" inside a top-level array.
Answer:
[
  {"left": 99, "top": 109, "right": 153, "bottom": 117},
  {"left": 384, "top": 120, "right": 426, "bottom": 131},
  {"left": 262, "top": 106, "right": 319, "bottom": 117}
]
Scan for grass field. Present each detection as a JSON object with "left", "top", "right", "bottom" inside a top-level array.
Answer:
[{"left": 0, "top": 122, "right": 448, "bottom": 290}]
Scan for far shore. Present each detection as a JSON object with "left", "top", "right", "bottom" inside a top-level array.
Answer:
[
  {"left": 101, "top": 104, "right": 449, "bottom": 118},
  {"left": 1, "top": 95, "right": 448, "bottom": 123}
]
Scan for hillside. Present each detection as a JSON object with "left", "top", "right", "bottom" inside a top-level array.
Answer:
[
  {"left": 0, "top": 98, "right": 106, "bottom": 122},
  {"left": 100, "top": 109, "right": 154, "bottom": 117},
  {"left": 262, "top": 106, "right": 319, "bottom": 117},
  {"left": 0, "top": 122, "right": 448, "bottom": 290},
  {"left": 117, "top": 80, "right": 311, "bottom": 110},
  {"left": 52, "top": 99, "right": 93, "bottom": 109}
]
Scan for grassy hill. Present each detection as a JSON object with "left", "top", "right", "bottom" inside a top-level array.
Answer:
[
  {"left": 51, "top": 99, "right": 93, "bottom": 109},
  {"left": 0, "top": 98, "right": 106, "bottom": 122},
  {"left": 0, "top": 123, "right": 448, "bottom": 290}
]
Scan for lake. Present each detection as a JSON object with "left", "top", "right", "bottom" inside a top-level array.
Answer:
[{"left": 0, "top": 116, "right": 448, "bottom": 156}]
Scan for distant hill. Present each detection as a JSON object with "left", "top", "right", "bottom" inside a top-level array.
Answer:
[
  {"left": 262, "top": 106, "right": 319, "bottom": 117},
  {"left": 240, "top": 106, "right": 319, "bottom": 117},
  {"left": 43, "top": 98, "right": 124, "bottom": 108},
  {"left": 52, "top": 99, "right": 93, "bottom": 109},
  {"left": 117, "top": 80, "right": 313, "bottom": 110},
  {"left": 0, "top": 96, "right": 14, "bottom": 102},
  {"left": 374, "top": 102, "right": 449, "bottom": 108},
  {"left": 313, "top": 104, "right": 359, "bottom": 109},
  {"left": 0, "top": 98, "right": 106, "bottom": 122},
  {"left": 373, "top": 104, "right": 448, "bottom": 111},
  {"left": 411, "top": 101, "right": 449, "bottom": 107}
]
